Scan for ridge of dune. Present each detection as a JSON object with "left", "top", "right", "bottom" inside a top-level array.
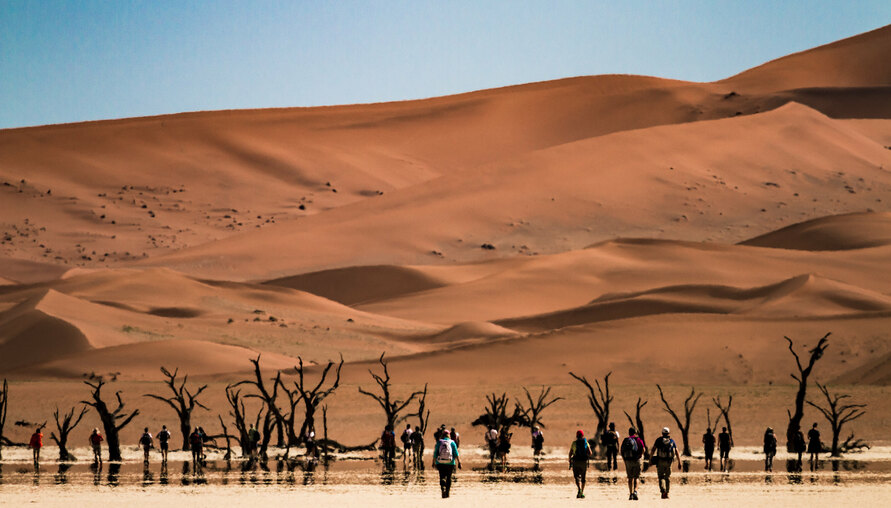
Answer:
[
  {"left": 16, "top": 339, "right": 300, "bottom": 380},
  {"left": 740, "top": 211, "right": 891, "bottom": 251},
  {"left": 0, "top": 290, "right": 94, "bottom": 371},
  {"left": 152, "top": 101, "right": 891, "bottom": 280},
  {"left": 722, "top": 24, "right": 891, "bottom": 92},
  {"left": 264, "top": 265, "right": 448, "bottom": 305},
  {"left": 833, "top": 351, "right": 891, "bottom": 385},
  {"left": 416, "top": 321, "right": 519, "bottom": 345}
]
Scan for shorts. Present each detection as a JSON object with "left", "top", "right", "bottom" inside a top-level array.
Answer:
[
  {"left": 572, "top": 461, "right": 588, "bottom": 479},
  {"left": 719, "top": 448, "right": 730, "bottom": 458},
  {"left": 624, "top": 459, "right": 641, "bottom": 479},
  {"left": 160, "top": 442, "right": 169, "bottom": 451},
  {"left": 92, "top": 443, "right": 101, "bottom": 454},
  {"left": 656, "top": 460, "right": 672, "bottom": 480},
  {"left": 704, "top": 447, "right": 714, "bottom": 458}
]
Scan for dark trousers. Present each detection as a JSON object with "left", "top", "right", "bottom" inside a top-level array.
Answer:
[{"left": 436, "top": 464, "right": 455, "bottom": 497}]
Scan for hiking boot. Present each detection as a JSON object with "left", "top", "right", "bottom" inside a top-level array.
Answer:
[
  {"left": 632, "top": 491, "right": 639, "bottom": 500},
  {"left": 579, "top": 492, "right": 585, "bottom": 499},
  {"left": 629, "top": 494, "right": 634, "bottom": 500},
  {"left": 661, "top": 492, "right": 669, "bottom": 499}
]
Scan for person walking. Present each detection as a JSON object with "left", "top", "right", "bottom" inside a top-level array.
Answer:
[
  {"left": 531, "top": 426, "right": 545, "bottom": 463},
  {"left": 568, "top": 430, "right": 592, "bottom": 499},
  {"left": 248, "top": 423, "right": 261, "bottom": 460},
  {"left": 432, "top": 429, "right": 461, "bottom": 498},
  {"left": 651, "top": 427, "right": 682, "bottom": 499},
  {"left": 702, "top": 428, "right": 716, "bottom": 471},
  {"left": 157, "top": 425, "right": 171, "bottom": 463},
  {"left": 485, "top": 426, "right": 499, "bottom": 465},
  {"left": 792, "top": 425, "right": 806, "bottom": 471},
  {"left": 401, "top": 424, "right": 413, "bottom": 465},
  {"left": 602, "top": 422, "right": 620, "bottom": 471},
  {"left": 89, "top": 428, "right": 104, "bottom": 464},
  {"left": 189, "top": 427, "right": 203, "bottom": 465},
  {"left": 621, "top": 427, "right": 646, "bottom": 500},
  {"left": 763, "top": 427, "right": 777, "bottom": 472},
  {"left": 718, "top": 426, "right": 732, "bottom": 472},
  {"left": 411, "top": 426, "right": 425, "bottom": 466},
  {"left": 807, "top": 422, "right": 822, "bottom": 471},
  {"left": 380, "top": 424, "right": 396, "bottom": 467},
  {"left": 497, "top": 428, "right": 512, "bottom": 468},
  {"left": 450, "top": 427, "right": 460, "bottom": 448},
  {"left": 139, "top": 427, "right": 154, "bottom": 463},
  {"left": 29, "top": 427, "right": 43, "bottom": 464}
]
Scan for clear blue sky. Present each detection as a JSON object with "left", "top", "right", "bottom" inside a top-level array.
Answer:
[{"left": 1, "top": 0, "right": 889, "bottom": 129}]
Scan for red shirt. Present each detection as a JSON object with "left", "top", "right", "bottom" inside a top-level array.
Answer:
[
  {"left": 90, "top": 433, "right": 104, "bottom": 445},
  {"left": 29, "top": 432, "right": 43, "bottom": 448}
]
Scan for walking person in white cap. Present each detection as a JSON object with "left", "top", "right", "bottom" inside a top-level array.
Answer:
[{"left": 650, "top": 427, "right": 681, "bottom": 499}]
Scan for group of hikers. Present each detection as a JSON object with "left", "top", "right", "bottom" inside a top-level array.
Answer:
[{"left": 22, "top": 417, "right": 830, "bottom": 500}]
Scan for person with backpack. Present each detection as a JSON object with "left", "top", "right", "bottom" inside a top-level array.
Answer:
[
  {"left": 621, "top": 427, "right": 646, "bottom": 500},
  {"left": 485, "top": 426, "right": 499, "bottom": 464},
  {"left": 450, "top": 427, "right": 460, "bottom": 448},
  {"left": 651, "top": 427, "right": 681, "bottom": 499},
  {"left": 763, "top": 427, "right": 777, "bottom": 472},
  {"left": 807, "top": 422, "right": 821, "bottom": 471},
  {"left": 89, "top": 428, "right": 104, "bottom": 464},
  {"left": 29, "top": 427, "right": 43, "bottom": 464},
  {"left": 602, "top": 422, "right": 620, "bottom": 471},
  {"left": 497, "top": 428, "right": 512, "bottom": 468},
  {"left": 718, "top": 426, "right": 732, "bottom": 472},
  {"left": 531, "top": 426, "right": 545, "bottom": 462},
  {"left": 401, "top": 423, "right": 413, "bottom": 465},
  {"left": 432, "top": 429, "right": 461, "bottom": 498},
  {"left": 248, "top": 423, "right": 261, "bottom": 460},
  {"left": 702, "top": 427, "right": 716, "bottom": 471},
  {"left": 139, "top": 427, "right": 154, "bottom": 463},
  {"left": 792, "top": 425, "right": 806, "bottom": 471},
  {"left": 157, "top": 425, "right": 171, "bottom": 463},
  {"left": 189, "top": 428, "right": 203, "bottom": 465},
  {"left": 568, "top": 430, "right": 592, "bottom": 499},
  {"left": 380, "top": 424, "right": 396, "bottom": 467},
  {"left": 411, "top": 426, "right": 425, "bottom": 466}
]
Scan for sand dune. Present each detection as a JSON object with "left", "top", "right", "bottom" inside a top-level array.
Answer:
[
  {"left": 741, "top": 211, "right": 891, "bottom": 250},
  {"left": 1, "top": 25, "right": 890, "bottom": 387}
]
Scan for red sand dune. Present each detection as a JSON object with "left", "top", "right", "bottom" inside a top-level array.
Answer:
[{"left": 0, "top": 25, "right": 890, "bottom": 385}]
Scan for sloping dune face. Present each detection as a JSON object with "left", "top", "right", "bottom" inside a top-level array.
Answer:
[{"left": 1, "top": 26, "right": 891, "bottom": 382}]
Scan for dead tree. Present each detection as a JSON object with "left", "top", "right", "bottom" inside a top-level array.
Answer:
[
  {"left": 238, "top": 356, "right": 288, "bottom": 447},
  {"left": 624, "top": 398, "right": 648, "bottom": 452},
  {"left": 713, "top": 395, "right": 734, "bottom": 446},
  {"left": 224, "top": 384, "right": 251, "bottom": 456},
  {"left": 411, "top": 383, "right": 431, "bottom": 435},
  {"left": 144, "top": 367, "right": 209, "bottom": 451},
  {"left": 50, "top": 405, "right": 88, "bottom": 461},
  {"left": 784, "top": 333, "right": 830, "bottom": 450},
  {"left": 656, "top": 384, "right": 702, "bottom": 456},
  {"left": 216, "top": 414, "right": 236, "bottom": 460},
  {"left": 358, "top": 353, "right": 423, "bottom": 428},
  {"left": 517, "top": 386, "right": 563, "bottom": 430},
  {"left": 569, "top": 371, "right": 613, "bottom": 456},
  {"left": 81, "top": 380, "right": 140, "bottom": 461},
  {"left": 0, "top": 379, "right": 7, "bottom": 460},
  {"left": 470, "top": 392, "right": 527, "bottom": 433},
  {"left": 293, "top": 355, "right": 343, "bottom": 444},
  {"left": 806, "top": 382, "right": 867, "bottom": 457}
]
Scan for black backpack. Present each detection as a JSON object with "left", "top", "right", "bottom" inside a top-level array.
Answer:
[{"left": 621, "top": 436, "right": 642, "bottom": 460}]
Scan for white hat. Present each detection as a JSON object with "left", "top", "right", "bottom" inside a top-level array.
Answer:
[{"left": 662, "top": 427, "right": 670, "bottom": 434}]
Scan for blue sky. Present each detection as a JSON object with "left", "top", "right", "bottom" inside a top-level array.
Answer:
[{"left": 1, "top": 0, "right": 889, "bottom": 129}]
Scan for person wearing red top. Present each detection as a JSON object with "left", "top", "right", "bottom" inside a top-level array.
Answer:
[
  {"left": 29, "top": 428, "right": 43, "bottom": 463},
  {"left": 89, "top": 428, "right": 104, "bottom": 464}
]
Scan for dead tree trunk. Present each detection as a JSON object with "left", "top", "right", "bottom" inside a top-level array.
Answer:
[
  {"left": 238, "top": 356, "right": 288, "bottom": 448},
  {"left": 656, "top": 384, "right": 701, "bottom": 457},
  {"left": 713, "top": 395, "right": 734, "bottom": 446},
  {"left": 294, "top": 355, "right": 343, "bottom": 444},
  {"left": 216, "top": 414, "right": 235, "bottom": 460},
  {"left": 806, "top": 382, "right": 866, "bottom": 457},
  {"left": 322, "top": 405, "right": 330, "bottom": 462},
  {"left": 0, "top": 379, "right": 8, "bottom": 460},
  {"left": 358, "top": 353, "right": 423, "bottom": 428},
  {"left": 517, "top": 385, "right": 563, "bottom": 430},
  {"left": 81, "top": 380, "right": 140, "bottom": 462},
  {"left": 784, "top": 333, "right": 830, "bottom": 451},
  {"left": 144, "top": 367, "right": 209, "bottom": 451},
  {"left": 50, "top": 405, "right": 88, "bottom": 461},
  {"left": 224, "top": 385, "right": 251, "bottom": 456},
  {"left": 569, "top": 371, "right": 613, "bottom": 457},
  {"left": 623, "top": 398, "right": 648, "bottom": 454}
]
